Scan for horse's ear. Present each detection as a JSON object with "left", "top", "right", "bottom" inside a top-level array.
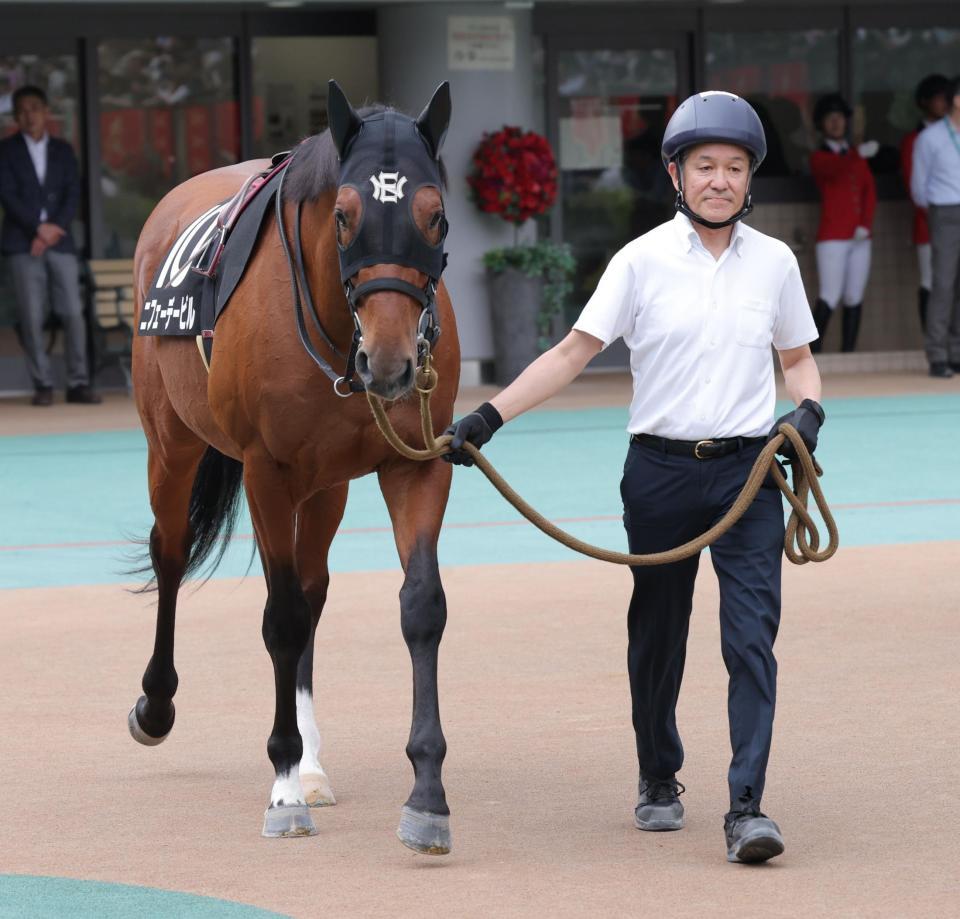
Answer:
[
  {"left": 416, "top": 82, "right": 451, "bottom": 159},
  {"left": 328, "top": 80, "right": 362, "bottom": 160}
]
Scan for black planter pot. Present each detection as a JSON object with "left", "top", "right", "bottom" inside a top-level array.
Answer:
[{"left": 487, "top": 266, "right": 544, "bottom": 386}]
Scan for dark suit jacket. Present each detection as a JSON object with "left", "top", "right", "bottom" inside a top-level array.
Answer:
[{"left": 0, "top": 132, "right": 80, "bottom": 255}]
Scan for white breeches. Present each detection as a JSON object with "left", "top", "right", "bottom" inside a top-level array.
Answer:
[
  {"left": 917, "top": 243, "right": 932, "bottom": 291},
  {"left": 815, "top": 238, "right": 872, "bottom": 309}
]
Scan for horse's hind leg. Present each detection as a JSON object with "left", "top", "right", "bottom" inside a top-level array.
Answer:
[
  {"left": 294, "top": 484, "right": 348, "bottom": 808},
  {"left": 244, "top": 455, "right": 316, "bottom": 838},
  {"left": 129, "top": 435, "right": 206, "bottom": 745}
]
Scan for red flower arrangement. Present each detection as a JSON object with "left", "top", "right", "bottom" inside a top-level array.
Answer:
[{"left": 468, "top": 126, "right": 558, "bottom": 225}]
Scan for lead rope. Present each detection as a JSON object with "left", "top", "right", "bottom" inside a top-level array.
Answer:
[{"left": 367, "top": 359, "right": 839, "bottom": 567}]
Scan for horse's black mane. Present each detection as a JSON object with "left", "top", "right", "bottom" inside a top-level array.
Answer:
[{"left": 283, "top": 103, "right": 446, "bottom": 203}]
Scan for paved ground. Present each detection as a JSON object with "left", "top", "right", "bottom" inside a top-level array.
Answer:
[{"left": 1, "top": 372, "right": 958, "bottom": 917}]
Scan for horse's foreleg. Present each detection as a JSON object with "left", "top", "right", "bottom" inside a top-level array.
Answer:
[
  {"left": 294, "top": 484, "right": 349, "bottom": 807},
  {"left": 378, "top": 459, "right": 453, "bottom": 855},
  {"left": 129, "top": 441, "right": 205, "bottom": 745},
  {"left": 244, "top": 456, "right": 316, "bottom": 838}
]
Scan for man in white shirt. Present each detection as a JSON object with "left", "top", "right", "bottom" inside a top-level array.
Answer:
[
  {"left": 910, "top": 74, "right": 960, "bottom": 379},
  {"left": 445, "top": 92, "right": 823, "bottom": 864},
  {"left": 0, "top": 84, "right": 100, "bottom": 405}
]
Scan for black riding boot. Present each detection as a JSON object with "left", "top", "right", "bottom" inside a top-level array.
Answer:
[
  {"left": 811, "top": 299, "right": 832, "bottom": 354},
  {"left": 918, "top": 287, "right": 929, "bottom": 334},
  {"left": 841, "top": 304, "right": 862, "bottom": 353}
]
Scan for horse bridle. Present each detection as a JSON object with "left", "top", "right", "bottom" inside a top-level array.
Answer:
[{"left": 275, "top": 148, "right": 442, "bottom": 398}]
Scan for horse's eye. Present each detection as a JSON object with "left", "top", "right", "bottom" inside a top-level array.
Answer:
[
  {"left": 429, "top": 212, "right": 446, "bottom": 230},
  {"left": 334, "top": 210, "right": 348, "bottom": 228}
]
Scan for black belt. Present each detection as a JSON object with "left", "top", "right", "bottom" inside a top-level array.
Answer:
[{"left": 631, "top": 433, "right": 766, "bottom": 460}]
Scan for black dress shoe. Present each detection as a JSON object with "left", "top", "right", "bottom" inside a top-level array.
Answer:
[
  {"left": 949, "top": 363, "right": 960, "bottom": 374},
  {"left": 32, "top": 386, "right": 54, "bottom": 406},
  {"left": 929, "top": 363, "right": 954, "bottom": 379},
  {"left": 724, "top": 799, "right": 784, "bottom": 864},
  {"left": 65, "top": 385, "right": 103, "bottom": 404}
]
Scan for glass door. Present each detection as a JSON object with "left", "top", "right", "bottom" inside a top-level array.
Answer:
[{"left": 548, "top": 38, "right": 687, "bottom": 362}]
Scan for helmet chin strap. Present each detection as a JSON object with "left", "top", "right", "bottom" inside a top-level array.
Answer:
[{"left": 673, "top": 160, "right": 754, "bottom": 229}]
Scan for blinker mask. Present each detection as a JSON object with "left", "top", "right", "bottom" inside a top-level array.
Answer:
[{"left": 328, "top": 80, "right": 450, "bottom": 336}]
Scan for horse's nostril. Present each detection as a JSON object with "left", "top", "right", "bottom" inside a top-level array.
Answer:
[
  {"left": 401, "top": 359, "right": 414, "bottom": 388},
  {"left": 355, "top": 350, "right": 370, "bottom": 378}
]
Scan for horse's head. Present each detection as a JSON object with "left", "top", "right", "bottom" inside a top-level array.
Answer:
[{"left": 329, "top": 81, "right": 450, "bottom": 400}]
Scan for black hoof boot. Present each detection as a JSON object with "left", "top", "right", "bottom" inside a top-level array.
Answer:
[{"left": 811, "top": 298, "right": 832, "bottom": 354}]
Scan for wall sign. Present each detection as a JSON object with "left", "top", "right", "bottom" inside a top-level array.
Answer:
[{"left": 448, "top": 17, "right": 515, "bottom": 71}]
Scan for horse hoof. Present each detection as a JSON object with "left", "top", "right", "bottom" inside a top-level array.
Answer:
[
  {"left": 301, "top": 773, "right": 337, "bottom": 807},
  {"left": 127, "top": 696, "right": 174, "bottom": 746},
  {"left": 262, "top": 804, "right": 317, "bottom": 838},
  {"left": 396, "top": 805, "right": 451, "bottom": 855}
]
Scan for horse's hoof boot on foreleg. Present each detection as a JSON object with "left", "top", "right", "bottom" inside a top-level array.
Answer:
[
  {"left": 262, "top": 804, "right": 317, "bottom": 838},
  {"left": 397, "top": 805, "right": 451, "bottom": 855},
  {"left": 127, "top": 696, "right": 174, "bottom": 746},
  {"left": 301, "top": 773, "right": 337, "bottom": 807}
]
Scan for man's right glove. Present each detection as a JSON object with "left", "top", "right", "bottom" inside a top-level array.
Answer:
[
  {"left": 442, "top": 402, "right": 503, "bottom": 467},
  {"left": 766, "top": 398, "right": 825, "bottom": 461}
]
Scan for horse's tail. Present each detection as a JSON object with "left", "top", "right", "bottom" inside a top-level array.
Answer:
[
  {"left": 129, "top": 447, "right": 245, "bottom": 592},
  {"left": 182, "top": 447, "right": 245, "bottom": 582}
]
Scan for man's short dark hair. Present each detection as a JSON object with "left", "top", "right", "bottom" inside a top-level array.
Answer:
[
  {"left": 950, "top": 75, "right": 960, "bottom": 106},
  {"left": 12, "top": 85, "right": 48, "bottom": 111},
  {"left": 914, "top": 74, "right": 950, "bottom": 107}
]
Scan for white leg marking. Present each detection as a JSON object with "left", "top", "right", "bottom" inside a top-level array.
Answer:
[
  {"left": 297, "top": 688, "right": 336, "bottom": 806},
  {"left": 270, "top": 769, "right": 305, "bottom": 808},
  {"left": 296, "top": 688, "right": 324, "bottom": 775}
]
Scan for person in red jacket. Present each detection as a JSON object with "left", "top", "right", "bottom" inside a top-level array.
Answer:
[
  {"left": 900, "top": 75, "right": 951, "bottom": 332},
  {"left": 809, "top": 93, "right": 878, "bottom": 353}
]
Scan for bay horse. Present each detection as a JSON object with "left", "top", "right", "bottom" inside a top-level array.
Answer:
[{"left": 127, "top": 81, "right": 460, "bottom": 853}]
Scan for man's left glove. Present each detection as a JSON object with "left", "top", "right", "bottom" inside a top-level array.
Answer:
[
  {"left": 766, "top": 398, "right": 825, "bottom": 461},
  {"left": 442, "top": 402, "right": 503, "bottom": 467}
]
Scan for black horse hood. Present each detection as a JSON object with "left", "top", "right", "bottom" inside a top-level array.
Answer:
[{"left": 329, "top": 81, "right": 450, "bottom": 286}]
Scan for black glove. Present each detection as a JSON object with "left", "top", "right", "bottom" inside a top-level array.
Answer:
[
  {"left": 767, "top": 398, "right": 825, "bottom": 460},
  {"left": 442, "top": 402, "right": 503, "bottom": 466}
]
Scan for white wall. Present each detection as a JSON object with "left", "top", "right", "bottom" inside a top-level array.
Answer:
[{"left": 377, "top": 3, "right": 537, "bottom": 371}]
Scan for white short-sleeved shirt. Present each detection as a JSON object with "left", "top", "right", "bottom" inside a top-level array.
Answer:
[{"left": 573, "top": 212, "right": 817, "bottom": 440}]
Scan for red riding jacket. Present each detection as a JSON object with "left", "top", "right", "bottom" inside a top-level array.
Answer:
[
  {"left": 810, "top": 145, "right": 877, "bottom": 242},
  {"left": 900, "top": 128, "right": 930, "bottom": 246}
]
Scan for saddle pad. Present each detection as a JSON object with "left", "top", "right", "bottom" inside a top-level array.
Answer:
[{"left": 138, "top": 166, "right": 284, "bottom": 337}]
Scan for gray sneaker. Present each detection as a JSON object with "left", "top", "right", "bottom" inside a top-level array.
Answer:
[
  {"left": 634, "top": 775, "right": 685, "bottom": 831},
  {"left": 724, "top": 800, "right": 784, "bottom": 863}
]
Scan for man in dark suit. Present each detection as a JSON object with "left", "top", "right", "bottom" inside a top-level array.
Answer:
[{"left": 0, "top": 84, "right": 100, "bottom": 404}]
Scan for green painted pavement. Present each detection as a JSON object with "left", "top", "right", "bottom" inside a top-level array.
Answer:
[
  {"left": 0, "top": 875, "right": 288, "bottom": 919},
  {"left": 2, "top": 394, "right": 958, "bottom": 590}
]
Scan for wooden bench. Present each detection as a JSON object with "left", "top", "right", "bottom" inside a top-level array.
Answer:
[{"left": 86, "top": 257, "right": 136, "bottom": 389}]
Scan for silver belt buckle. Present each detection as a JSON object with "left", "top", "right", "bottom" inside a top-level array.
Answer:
[{"left": 694, "top": 439, "right": 716, "bottom": 459}]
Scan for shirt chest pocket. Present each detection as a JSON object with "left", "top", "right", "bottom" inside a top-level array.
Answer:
[{"left": 736, "top": 299, "right": 773, "bottom": 349}]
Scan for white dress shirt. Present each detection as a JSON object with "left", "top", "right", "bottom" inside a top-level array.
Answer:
[
  {"left": 573, "top": 212, "right": 817, "bottom": 440},
  {"left": 23, "top": 131, "right": 49, "bottom": 221},
  {"left": 910, "top": 118, "right": 960, "bottom": 208}
]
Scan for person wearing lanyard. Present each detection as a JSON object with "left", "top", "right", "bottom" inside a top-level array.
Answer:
[
  {"left": 444, "top": 91, "right": 824, "bottom": 864},
  {"left": 910, "top": 74, "right": 960, "bottom": 379},
  {"left": 900, "top": 75, "right": 951, "bottom": 334}
]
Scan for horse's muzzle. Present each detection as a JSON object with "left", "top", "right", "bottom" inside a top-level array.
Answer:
[{"left": 356, "top": 350, "right": 415, "bottom": 401}]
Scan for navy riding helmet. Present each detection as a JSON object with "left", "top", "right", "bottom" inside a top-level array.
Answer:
[{"left": 661, "top": 91, "right": 767, "bottom": 230}]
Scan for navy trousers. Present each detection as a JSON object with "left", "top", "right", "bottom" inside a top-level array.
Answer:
[{"left": 620, "top": 438, "right": 785, "bottom": 807}]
